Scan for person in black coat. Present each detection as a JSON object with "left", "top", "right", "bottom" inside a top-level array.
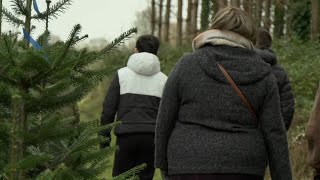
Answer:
[{"left": 255, "top": 27, "right": 295, "bottom": 130}]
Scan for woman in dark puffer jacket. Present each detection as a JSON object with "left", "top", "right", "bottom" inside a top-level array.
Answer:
[
  {"left": 155, "top": 7, "right": 292, "bottom": 180},
  {"left": 255, "top": 28, "right": 295, "bottom": 130}
]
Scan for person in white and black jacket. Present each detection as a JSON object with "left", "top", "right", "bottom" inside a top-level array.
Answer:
[{"left": 100, "top": 35, "right": 167, "bottom": 180}]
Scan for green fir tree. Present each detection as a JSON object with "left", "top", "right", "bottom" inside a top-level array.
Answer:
[{"left": 0, "top": 0, "right": 143, "bottom": 179}]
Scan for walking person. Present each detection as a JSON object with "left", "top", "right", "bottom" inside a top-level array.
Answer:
[
  {"left": 306, "top": 84, "right": 320, "bottom": 180},
  {"left": 100, "top": 35, "right": 167, "bottom": 180},
  {"left": 255, "top": 27, "right": 295, "bottom": 130},
  {"left": 155, "top": 7, "right": 292, "bottom": 180}
]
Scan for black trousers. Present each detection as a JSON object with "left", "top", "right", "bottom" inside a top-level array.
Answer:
[
  {"left": 170, "top": 174, "right": 263, "bottom": 180},
  {"left": 112, "top": 133, "right": 155, "bottom": 180},
  {"left": 315, "top": 169, "right": 320, "bottom": 180}
]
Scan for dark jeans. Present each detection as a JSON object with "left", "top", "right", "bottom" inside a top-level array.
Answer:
[
  {"left": 315, "top": 169, "right": 320, "bottom": 180},
  {"left": 170, "top": 174, "right": 263, "bottom": 180},
  {"left": 112, "top": 133, "right": 155, "bottom": 180}
]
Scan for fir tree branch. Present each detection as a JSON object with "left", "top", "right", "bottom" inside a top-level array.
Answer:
[
  {"left": 0, "top": 36, "right": 17, "bottom": 85},
  {"left": 17, "top": 154, "right": 52, "bottom": 171},
  {"left": 0, "top": 84, "right": 12, "bottom": 110},
  {"left": 76, "top": 28, "right": 137, "bottom": 68},
  {"left": 30, "top": 25, "right": 82, "bottom": 86},
  {"left": 52, "top": 24, "right": 81, "bottom": 68},
  {"left": 97, "top": 27, "right": 138, "bottom": 58},
  {"left": 3, "top": 36, "right": 16, "bottom": 67},
  {"left": 113, "top": 164, "right": 146, "bottom": 180},
  {"left": 2, "top": 7, "right": 24, "bottom": 26},
  {"left": 11, "top": 0, "right": 27, "bottom": 16},
  {"left": 0, "top": 74, "right": 17, "bottom": 86},
  {"left": 32, "top": 0, "right": 72, "bottom": 20}
]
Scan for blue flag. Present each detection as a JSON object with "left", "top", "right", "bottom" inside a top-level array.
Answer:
[
  {"left": 33, "top": 0, "right": 42, "bottom": 17},
  {"left": 23, "top": 28, "right": 42, "bottom": 50},
  {"left": 23, "top": 28, "right": 48, "bottom": 62}
]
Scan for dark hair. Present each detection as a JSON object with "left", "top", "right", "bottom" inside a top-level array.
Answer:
[
  {"left": 135, "top": 35, "right": 160, "bottom": 55},
  {"left": 255, "top": 27, "right": 272, "bottom": 49}
]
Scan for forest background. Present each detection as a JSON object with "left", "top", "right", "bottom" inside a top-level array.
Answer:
[{"left": 1, "top": 0, "right": 320, "bottom": 179}]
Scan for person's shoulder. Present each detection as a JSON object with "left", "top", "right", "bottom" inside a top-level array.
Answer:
[
  {"left": 157, "top": 71, "right": 168, "bottom": 80},
  {"left": 272, "top": 64, "right": 289, "bottom": 79},
  {"left": 272, "top": 63, "right": 285, "bottom": 71},
  {"left": 175, "top": 51, "right": 199, "bottom": 67},
  {"left": 262, "top": 72, "right": 279, "bottom": 92},
  {"left": 117, "top": 66, "right": 130, "bottom": 73}
]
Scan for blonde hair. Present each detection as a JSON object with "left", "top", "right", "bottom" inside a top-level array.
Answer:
[{"left": 210, "top": 7, "right": 256, "bottom": 43}]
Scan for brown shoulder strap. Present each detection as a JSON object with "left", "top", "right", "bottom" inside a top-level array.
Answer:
[{"left": 217, "top": 63, "right": 258, "bottom": 121}]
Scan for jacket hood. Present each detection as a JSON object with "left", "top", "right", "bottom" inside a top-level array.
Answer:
[
  {"left": 196, "top": 45, "right": 271, "bottom": 85},
  {"left": 254, "top": 48, "right": 278, "bottom": 65},
  {"left": 127, "top": 52, "right": 160, "bottom": 76},
  {"left": 192, "top": 29, "right": 271, "bottom": 85}
]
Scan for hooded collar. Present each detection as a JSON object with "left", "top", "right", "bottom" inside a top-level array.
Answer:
[
  {"left": 254, "top": 48, "right": 278, "bottom": 66},
  {"left": 192, "top": 29, "right": 254, "bottom": 51},
  {"left": 127, "top": 52, "right": 160, "bottom": 76}
]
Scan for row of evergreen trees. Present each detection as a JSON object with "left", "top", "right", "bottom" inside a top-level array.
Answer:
[{"left": 0, "top": 0, "right": 142, "bottom": 179}]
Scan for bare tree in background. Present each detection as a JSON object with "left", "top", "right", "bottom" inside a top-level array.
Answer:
[
  {"left": 191, "top": 0, "right": 199, "bottom": 38},
  {"left": 151, "top": 0, "right": 156, "bottom": 35},
  {"left": 264, "top": 0, "right": 271, "bottom": 31},
  {"left": 164, "top": 0, "right": 171, "bottom": 42},
  {"left": 186, "top": 0, "right": 192, "bottom": 40},
  {"left": 212, "top": 0, "right": 219, "bottom": 16},
  {"left": 230, "top": 0, "right": 240, "bottom": 7},
  {"left": 177, "top": 0, "right": 183, "bottom": 46},
  {"left": 201, "top": 0, "right": 210, "bottom": 31},
  {"left": 243, "top": 0, "right": 252, "bottom": 16},
  {"left": 256, "top": 0, "right": 262, "bottom": 27},
  {"left": 274, "top": 0, "right": 285, "bottom": 38},
  {"left": 158, "top": 0, "right": 164, "bottom": 40},
  {"left": 311, "top": 0, "right": 320, "bottom": 40},
  {"left": 0, "top": 0, "right": 2, "bottom": 35}
]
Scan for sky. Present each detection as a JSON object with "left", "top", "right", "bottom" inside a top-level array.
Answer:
[{"left": 2, "top": 0, "right": 149, "bottom": 41}]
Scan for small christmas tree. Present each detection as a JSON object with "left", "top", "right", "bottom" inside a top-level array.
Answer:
[{"left": 0, "top": 0, "right": 142, "bottom": 179}]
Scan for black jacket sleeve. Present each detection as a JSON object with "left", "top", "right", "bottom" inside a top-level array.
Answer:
[
  {"left": 259, "top": 74, "right": 292, "bottom": 180},
  {"left": 272, "top": 65, "right": 295, "bottom": 130},
  {"left": 100, "top": 73, "right": 120, "bottom": 148}
]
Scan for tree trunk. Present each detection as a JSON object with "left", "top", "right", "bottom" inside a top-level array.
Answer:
[
  {"left": 243, "top": 0, "right": 252, "bottom": 17},
  {"left": 255, "top": 0, "right": 262, "bottom": 27},
  {"left": 201, "top": 0, "right": 210, "bottom": 31},
  {"left": 72, "top": 103, "right": 80, "bottom": 124},
  {"left": 24, "top": 0, "right": 32, "bottom": 48},
  {"left": 285, "top": 0, "right": 292, "bottom": 37},
  {"left": 0, "top": 0, "right": 3, "bottom": 35},
  {"left": 274, "top": 0, "right": 286, "bottom": 38},
  {"left": 151, "top": 0, "right": 156, "bottom": 35},
  {"left": 164, "top": 0, "right": 171, "bottom": 42},
  {"left": 230, "top": 0, "right": 240, "bottom": 7},
  {"left": 177, "top": 0, "right": 183, "bottom": 46},
  {"left": 264, "top": 0, "right": 272, "bottom": 31},
  {"left": 9, "top": 94, "right": 22, "bottom": 180},
  {"left": 311, "top": 0, "right": 319, "bottom": 40},
  {"left": 191, "top": 0, "right": 199, "bottom": 38},
  {"left": 158, "top": 0, "right": 163, "bottom": 40},
  {"left": 185, "top": 0, "right": 192, "bottom": 40},
  {"left": 212, "top": 0, "right": 219, "bottom": 16}
]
